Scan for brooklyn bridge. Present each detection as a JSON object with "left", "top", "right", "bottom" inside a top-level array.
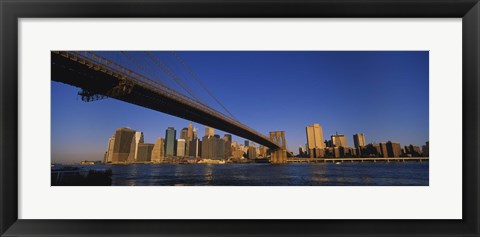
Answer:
[{"left": 51, "top": 51, "right": 287, "bottom": 163}]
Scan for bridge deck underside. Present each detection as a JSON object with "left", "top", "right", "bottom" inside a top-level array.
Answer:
[{"left": 51, "top": 53, "right": 280, "bottom": 149}]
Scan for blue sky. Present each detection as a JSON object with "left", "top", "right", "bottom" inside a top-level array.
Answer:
[{"left": 52, "top": 51, "right": 428, "bottom": 163}]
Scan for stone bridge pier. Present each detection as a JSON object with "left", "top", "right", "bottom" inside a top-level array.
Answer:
[{"left": 269, "top": 131, "right": 287, "bottom": 164}]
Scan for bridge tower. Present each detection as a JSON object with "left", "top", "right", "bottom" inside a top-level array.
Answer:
[{"left": 269, "top": 131, "right": 287, "bottom": 164}]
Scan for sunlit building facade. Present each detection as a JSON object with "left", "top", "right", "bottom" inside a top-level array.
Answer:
[
  {"left": 205, "top": 126, "right": 214, "bottom": 138},
  {"left": 248, "top": 146, "right": 257, "bottom": 159},
  {"left": 104, "top": 135, "right": 115, "bottom": 163},
  {"left": 306, "top": 123, "right": 325, "bottom": 158},
  {"left": 128, "top": 131, "right": 144, "bottom": 162},
  {"left": 201, "top": 135, "right": 225, "bottom": 160},
  {"left": 151, "top": 138, "right": 165, "bottom": 162},
  {"left": 136, "top": 143, "right": 154, "bottom": 162},
  {"left": 331, "top": 132, "right": 347, "bottom": 147},
  {"left": 111, "top": 127, "right": 136, "bottom": 163},
  {"left": 177, "top": 139, "right": 186, "bottom": 157},
  {"left": 353, "top": 133, "right": 366, "bottom": 148}
]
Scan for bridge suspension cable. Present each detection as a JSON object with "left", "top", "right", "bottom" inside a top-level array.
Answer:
[
  {"left": 144, "top": 51, "right": 204, "bottom": 104},
  {"left": 171, "top": 51, "right": 237, "bottom": 120},
  {"left": 120, "top": 51, "right": 167, "bottom": 85}
]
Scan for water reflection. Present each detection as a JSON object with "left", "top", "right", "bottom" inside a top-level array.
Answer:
[
  {"left": 100, "top": 162, "right": 428, "bottom": 186},
  {"left": 202, "top": 165, "right": 214, "bottom": 185}
]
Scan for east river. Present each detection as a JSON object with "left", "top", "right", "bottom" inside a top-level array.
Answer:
[{"left": 77, "top": 162, "right": 428, "bottom": 186}]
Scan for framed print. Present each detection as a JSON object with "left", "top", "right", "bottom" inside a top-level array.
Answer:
[{"left": 1, "top": 0, "right": 479, "bottom": 236}]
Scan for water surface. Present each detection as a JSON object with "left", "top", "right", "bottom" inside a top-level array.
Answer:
[{"left": 79, "top": 162, "right": 428, "bottom": 186}]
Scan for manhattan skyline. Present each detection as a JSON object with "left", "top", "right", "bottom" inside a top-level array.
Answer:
[{"left": 52, "top": 51, "right": 428, "bottom": 163}]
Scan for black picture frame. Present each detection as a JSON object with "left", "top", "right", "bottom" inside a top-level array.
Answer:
[{"left": 1, "top": 0, "right": 479, "bottom": 236}]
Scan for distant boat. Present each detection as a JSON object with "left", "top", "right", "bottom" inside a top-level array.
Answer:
[{"left": 335, "top": 162, "right": 341, "bottom": 165}]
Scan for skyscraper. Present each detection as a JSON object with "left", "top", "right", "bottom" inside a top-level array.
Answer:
[
  {"left": 379, "top": 142, "right": 389, "bottom": 158},
  {"left": 187, "top": 123, "right": 193, "bottom": 141},
  {"left": 306, "top": 123, "right": 325, "bottom": 158},
  {"left": 331, "top": 132, "right": 347, "bottom": 147},
  {"left": 188, "top": 138, "right": 201, "bottom": 158},
  {"left": 128, "top": 131, "right": 144, "bottom": 162},
  {"left": 192, "top": 127, "right": 198, "bottom": 140},
  {"left": 298, "top": 146, "right": 305, "bottom": 157},
  {"left": 205, "top": 126, "right": 214, "bottom": 138},
  {"left": 248, "top": 146, "right": 256, "bottom": 159},
  {"left": 136, "top": 143, "right": 154, "bottom": 162},
  {"left": 104, "top": 135, "right": 115, "bottom": 163},
  {"left": 201, "top": 135, "right": 212, "bottom": 159},
  {"left": 386, "top": 141, "right": 401, "bottom": 158},
  {"left": 201, "top": 135, "right": 225, "bottom": 160},
  {"left": 185, "top": 123, "right": 194, "bottom": 157},
  {"left": 363, "top": 143, "right": 382, "bottom": 157},
  {"left": 177, "top": 139, "right": 186, "bottom": 157},
  {"left": 215, "top": 135, "right": 226, "bottom": 160},
  {"left": 165, "top": 127, "right": 177, "bottom": 157},
  {"left": 353, "top": 133, "right": 366, "bottom": 148},
  {"left": 244, "top": 140, "right": 249, "bottom": 147},
  {"left": 151, "top": 138, "right": 165, "bottom": 163},
  {"left": 407, "top": 144, "right": 422, "bottom": 157},
  {"left": 180, "top": 128, "right": 188, "bottom": 140},
  {"left": 223, "top": 134, "right": 232, "bottom": 143},
  {"left": 111, "top": 128, "right": 136, "bottom": 163},
  {"left": 223, "top": 134, "right": 232, "bottom": 158}
]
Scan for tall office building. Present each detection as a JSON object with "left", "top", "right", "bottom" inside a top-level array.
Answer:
[
  {"left": 177, "top": 139, "right": 186, "bottom": 157},
  {"left": 104, "top": 135, "right": 115, "bottom": 163},
  {"left": 223, "top": 134, "right": 232, "bottom": 158},
  {"left": 111, "top": 128, "right": 136, "bottom": 163},
  {"left": 248, "top": 146, "right": 257, "bottom": 159},
  {"left": 201, "top": 136, "right": 212, "bottom": 159},
  {"left": 188, "top": 138, "right": 201, "bottom": 158},
  {"left": 298, "top": 146, "right": 305, "bottom": 157},
  {"left": 406, "top": 144, "right": 422, "bottom": 157},
  {"left": 363, "top": 143, "right": 382, "bottom": 157},
  {"left": 231, "top": 142, "right": 243, "bottom": 159},
  {"left": 151, "top": 138, "right": 165, "bottom": 162},
  {"left": 192, "top": 127, "right": 198, "bottom": 140},
  {"left": 180, "top": 128, "right": 189, "bottom": 140},
  {"left": 205, "top": 126, "right": 214, "bottom": 138},
  {"left": 185, "top": 123, "right": 194, "bottom": 157},
  {"left": 331, "top": 132, "right": 347, "bottom": 147},
  {"left": 136, "top": 143, "right": 154, "bottom": 162},
  {"left": 223, "top": 134, "right": 232, "bottom": 143},
  {"left": 379, "top": 142, "right": 389, "bottom": 158},
  {"left": 306, "top": 123, "right": 325, "bottom": 158},
  {"left": 386, "top": 141, "right": 401, "bottom": 158},
  {"left": 201, "top": 135, "right": 225, "bottom": 160},
  {"left": 180, "top": 128, "right": 189, "bottom": 157},
  {"left": 128, "top": 131, "right": 144, "bottom": 162},
  {"left": 353, "top": 133, "right": 366, "bottom": 148},
  {"left": 165, "top": 127, "right": 177, "bottom": 157},
  {"left": 187, "top": 123, "right": 193, "bottom": 141},
  {"left": 215, "top": 135, "right": 226, "bottom": 160},
  {"left": 244, "top": 140, "right": 249, "bottom": 147}
]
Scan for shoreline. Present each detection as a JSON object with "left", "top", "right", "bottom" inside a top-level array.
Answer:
[{"left": 56, "top": 157, "right": 429, "bottom": 166}]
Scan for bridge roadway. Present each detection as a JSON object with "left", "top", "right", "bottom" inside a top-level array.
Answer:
[
  {"left": 51, "top": 51, "right": 280, "bottom": 149},
  {"left": 287, "top": 157, "right": 429, "bottom": 163}
]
